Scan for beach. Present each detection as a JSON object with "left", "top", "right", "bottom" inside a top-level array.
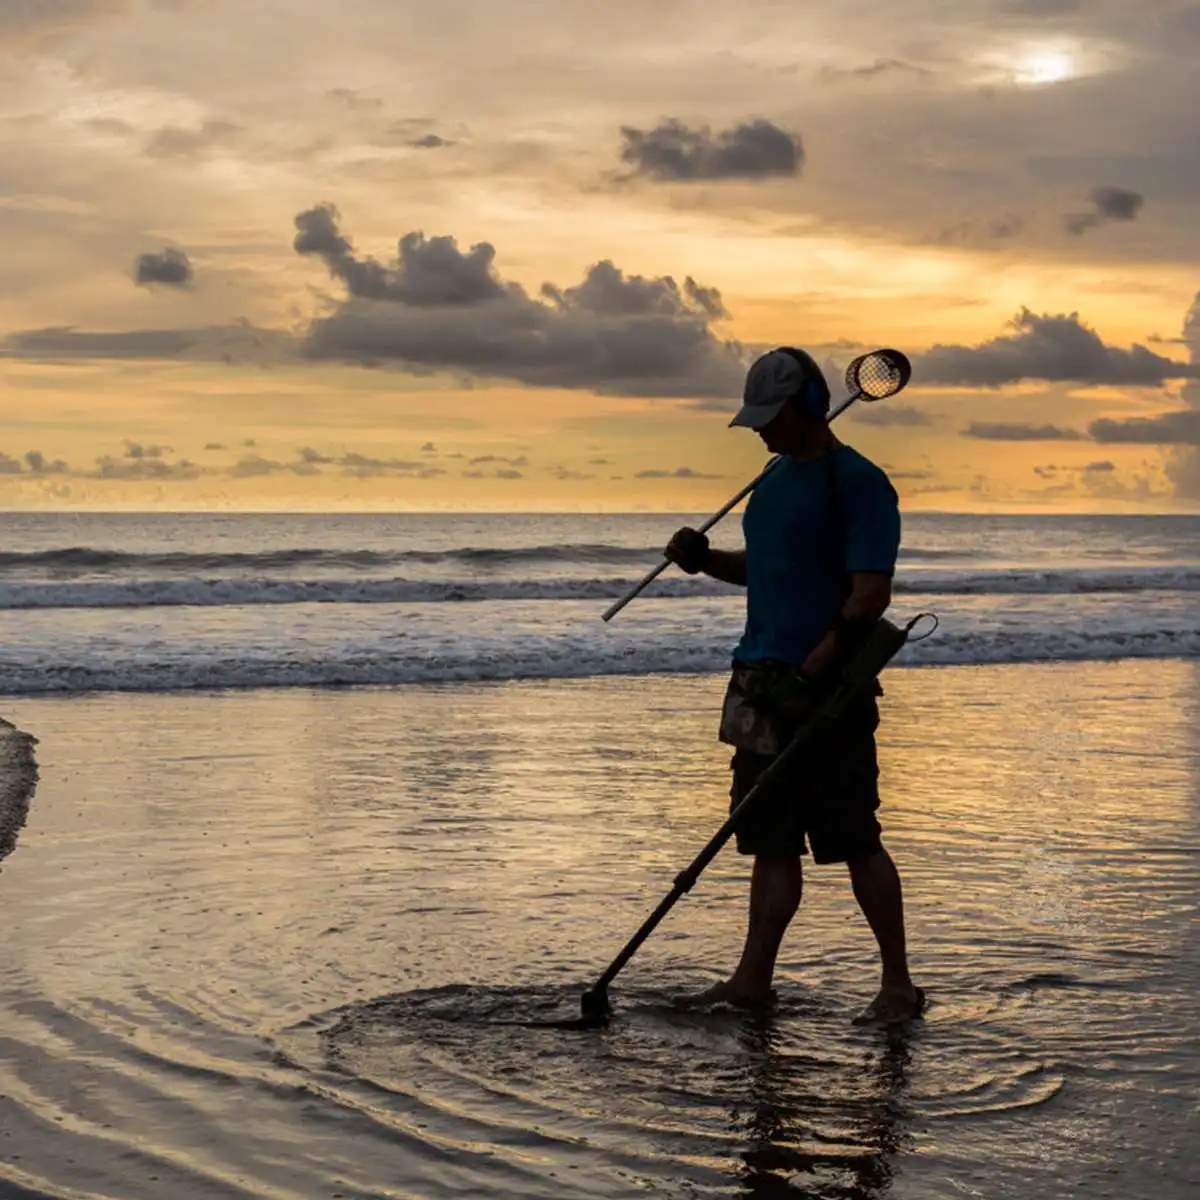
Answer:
[{"left": 2, "top": 659, "right": 1197, "bottom": 1199}]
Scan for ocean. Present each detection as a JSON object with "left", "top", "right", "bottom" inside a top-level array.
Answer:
[
  {"left": 0, "top": 510, "right": 1197, "bottom": 1199},
  {"left": 0, "top": 510, "right": 1196, "bottom": 694}
]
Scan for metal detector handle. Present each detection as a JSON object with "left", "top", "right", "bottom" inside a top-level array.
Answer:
[{"left": 599, "top": 457, "right": 782, "bottom": 623}]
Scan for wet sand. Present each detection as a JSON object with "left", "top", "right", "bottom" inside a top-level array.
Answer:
[{"left": 1, "top": 660, "right": 1197, "bottom": 1198}]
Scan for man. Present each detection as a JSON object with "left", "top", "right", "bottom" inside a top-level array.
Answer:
[{"left": 664, "top": 346, "right": 923, "bottom": 1024}]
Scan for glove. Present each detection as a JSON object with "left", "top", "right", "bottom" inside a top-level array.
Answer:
[{"left": 664, "top": 527, "right": 711, "bottom": 575}]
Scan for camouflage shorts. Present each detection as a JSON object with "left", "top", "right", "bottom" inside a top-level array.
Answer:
[{"left": 719, "top": 661, "right": 883, "bottom": 863}]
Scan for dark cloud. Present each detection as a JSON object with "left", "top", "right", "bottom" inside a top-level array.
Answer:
[
  {"left": 1085, "top": 460, "right": 1116, "bottom": 472},
  {"left": 295, "top": 204, "right": 509, "bottom": 305},
  {"left": 123, "top": 441, "right": 172, "bottom": 458},
  {"left": 918, "top": 309, "right": 1198, "bottom": 387},
  {"left": 618, "top": 118, "right": 803, "bottom": 182},
  {"left": 93, "top": 454, "right": 201, "bottom": 480},
  {"left": 421, "top": 441, "right": 436, "bottom": 452},
  {"left": 412, "top": 133, "right": 452, "bottom": 149},
  {"left": 495, "top": 468, "right": 523, "bottom": 479},
  {"left": 1064, "top": 186, "right": 1146, "bottom": 236},
  {"left": 0, "top": 453, "right": 22, "bottom": 475},
  {"left": 134, "top": 248, "right": 193, "bottom": 288},
  {"left": 24, "top": 450, "right": 68, "bottom": 474},
  {"left": 634, "top": 465, "right": 721, "bottom": 479},
  {"left": 203, "top": 442, "right": 224, "bottom": 451},
  {"left": 851, "top": 404, "right": 932, "bottom": 427},
  {"left": 965, "top": 422, "right": 1086, "bottom": 440},
  {"left": 554, "top": 469, "right": 595, "bottom": 481},
  {"left": 1089, "top": 410, "right": 1200, "bottom": 445},
  {"left": 294, "top": 205, "right": 745, "bottom": 399},
  {"left": 298, "top": 446, "right": 333, "bottom": 464}
]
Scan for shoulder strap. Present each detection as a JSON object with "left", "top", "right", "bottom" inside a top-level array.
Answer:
[{"left": 822, "top": 447, "right": 852, "bottom": 602}]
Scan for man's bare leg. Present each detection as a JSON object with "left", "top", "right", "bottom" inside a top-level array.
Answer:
[
  {"left": 847, "top": 847, "right": 922, "bottom": 1021},
  {"left": 681, "top": 855, "right": 802, "bottom": 1006}
]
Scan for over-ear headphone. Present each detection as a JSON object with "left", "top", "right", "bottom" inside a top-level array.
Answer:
[{"left": 774, "top": 346, "right": 831, "bottom": 418}]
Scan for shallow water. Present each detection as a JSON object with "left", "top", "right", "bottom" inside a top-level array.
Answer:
[{"left": 1, "top": 660, "right": 1197, "bottom": 1198}]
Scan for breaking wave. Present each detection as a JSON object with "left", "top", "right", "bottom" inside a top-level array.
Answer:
[{"left": 0, "top": 566, "right": 1196, "bottom": 609}]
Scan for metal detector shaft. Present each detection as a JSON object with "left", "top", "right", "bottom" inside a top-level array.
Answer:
[
  {"left": 581, "top": 614, "right": 919, "bottom": 1013},
  {"left": 599, "top": 390, "right": 866, "bottom": 624}
]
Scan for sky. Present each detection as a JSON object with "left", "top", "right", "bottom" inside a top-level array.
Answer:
[{"left": 1, "top": 0, "right": 1198, "bottom": 512}]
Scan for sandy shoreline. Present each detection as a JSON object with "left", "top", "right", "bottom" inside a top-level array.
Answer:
[{"left": 1, "top": 660, "right": 1197, "bottom": 1199}]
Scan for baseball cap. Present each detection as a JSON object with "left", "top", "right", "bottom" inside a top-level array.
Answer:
[{"left": 729, "top": 347, "right": 830, "bottom": 429}]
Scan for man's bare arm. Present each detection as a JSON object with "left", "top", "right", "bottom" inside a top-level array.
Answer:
[
  {"left": 801, "top": 571, "right": 893, "bottom": 679},
  {"left": 702, "top": 549, "right": 748, "bottom": 587}
]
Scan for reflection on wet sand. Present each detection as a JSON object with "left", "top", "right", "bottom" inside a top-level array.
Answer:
[{"left": 733, "top": 1015, "right": 915, "bottom": 1198}]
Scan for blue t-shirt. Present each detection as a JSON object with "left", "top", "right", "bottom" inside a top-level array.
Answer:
[{"left": 734, "top": 446, "right": 900, "bottom": 665}]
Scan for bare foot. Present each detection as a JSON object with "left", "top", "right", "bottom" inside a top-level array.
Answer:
[
  {"left": 853, "top": 984, "right": 926, "bottom": 1026},
  {"left": 672, "top": 979, "right": 777, "bottom": 1011}
]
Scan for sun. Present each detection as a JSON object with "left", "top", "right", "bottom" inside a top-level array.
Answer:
[{"left": 1013, "top": 48, "right": 1077, "bottom": 85}]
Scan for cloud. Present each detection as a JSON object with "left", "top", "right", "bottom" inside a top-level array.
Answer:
[
  {"left": 338, "top": 452, "right": 424, "bottom": 477},
  {"left": 294, "top": 204, "right": 509, "bottom": 305},
  {"left": 228, "top": 455, "right": 307, "bottom": 479},
  {"left": 325, "top": 88, "right": 384, "bottom": 111},
  {"left": 294, "top": 204, "right": 746, "bottom": 399},
  {"left": 24, "top": 450, "right": 68, "bottom": 474},
  {"left": 469, "top": 454, "right": 527, "bottom": 466},
  {"left": 918, "top": 309, "right": 1198, "bottom": 387},
  {"left": 123, "top": 441, "right": 172, "bottom": 458},
  {"left": 134, "top": 248, "right": 193, "bottom": 288},
  {"left": 634, "top": 465, "right": 721, "bottom": 479},
  {"left": 1064, "top": 186, "right": 1145, "bottom": 236},
  {"left": 617, "top": 118, "right": 803, "bottom": 182},
  {"left": 1, "top": 322, "right": 294, "bottom": 364},
  {"left": 203, "top": 442, "right": 225, "bottom": 451},
  {"left": 965, "top": 422, "right": 1086, "bottom": 440},
  {"left": 851, "top": 404, "right": 932, "bottom": 427},
  {"left": 495, "top": 468, "right": 523, "bottom": 479},
  {"left": 93, "top": 454, "right": 201, "bottom": 480},
  {"left": 143, "top": 120, "right": 243, "bottom": 160},
  {"left": 820, "top": 59, "right": 934, "bottom": 82},
  {"left": 1089, "top": 410, "right": 1200, "bottom": 445},
  {"left": 420, "top": 442, "right": 437, "bottom": 452},
  {"left": 0, "top": 450, "right": 69, "bottom": 475}
]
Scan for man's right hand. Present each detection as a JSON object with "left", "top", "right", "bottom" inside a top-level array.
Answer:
[{"left": 664, "top": 527, "right": 711, "bottom": 575}]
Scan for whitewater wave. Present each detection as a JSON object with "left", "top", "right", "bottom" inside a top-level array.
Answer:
[
  {"left": 0, "top": 566, "right": 1197, "bottom": 609},
  {"left": 0, "top": 623, "right": 1195, "bottom": 695},
  {"left": 0, "top": 542, "right": 980, "bottom": 575}
]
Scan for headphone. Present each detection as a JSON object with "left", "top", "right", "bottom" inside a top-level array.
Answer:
[{"left": 774, "top": 346, "right": 831, "bottom": 418}]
